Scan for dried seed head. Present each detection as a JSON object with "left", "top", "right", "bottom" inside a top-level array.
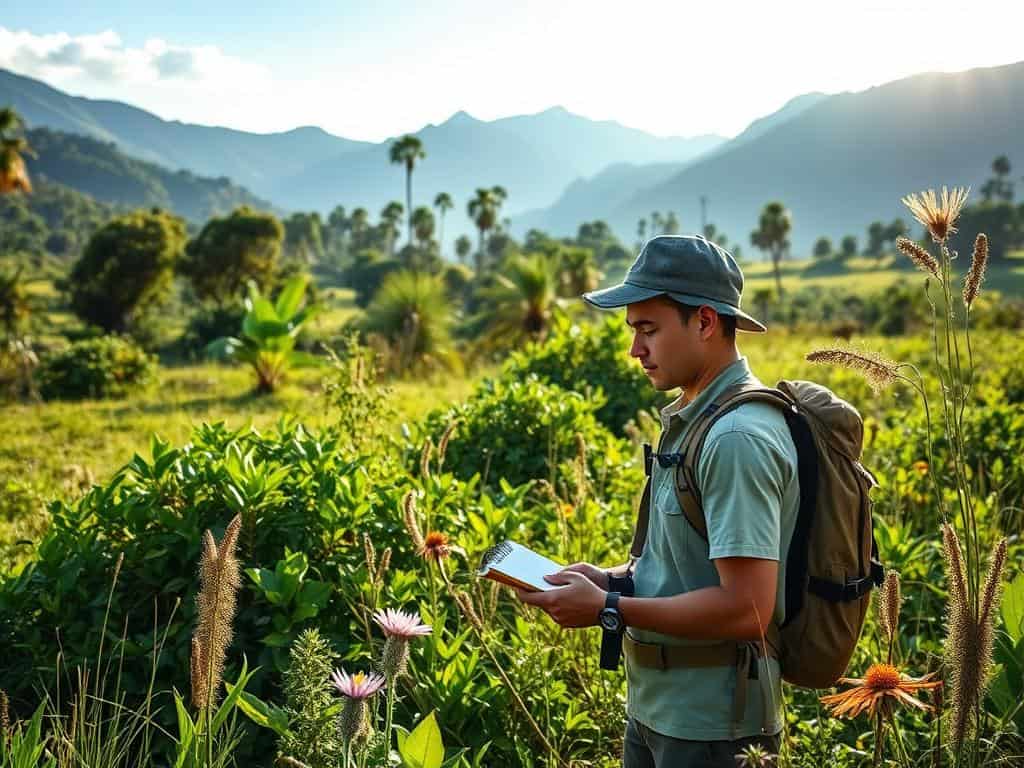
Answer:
[
  {"left": 901, "top": 186, "right": 970, "bottom": 244},
  {"left": 806, "top": 347, "right": 901, "bottom": 393},
  {"left": 362, "top": 533, "right": 376, "bottom": 576},
  {"left": 375, "top": 547, "right": 392, "bottom": 585},
  {"left": 402, "top": 491, "right": 425, "bottom": 551},
  {"left": 419, "top": 437, "right": 434, "bottom": 480},
  {"left": 979, "top": 537, "right": 1007, "bottom": 629},
  {"left": 0, "top": 688, "right": 9, "bottom": 737},
  {"left": 942, "top": 524, "right": 977, "bottom": 751},
  {"left": 337, "top": 697, "right": 370, "bottom": 745},
  {"left": 191, "top": 514, "right": 243, "bottom": 711},
  {"left": 381, "top": 636, "right": 411, "bottom": 680},
  {"left": 896, "top": 237, "right": 941, "bottom": 280},
  {"left": 437, "top": 420, "right": 459, "bottom": 468},
  {"left": 963, "top": 233, "right": 989, "bottom": 308},
  {"left": 879, "top": 570, "right": 901, "bottom": 649},
  {"left": 419, "top": 530, "right": 451, "bottom": 562}
]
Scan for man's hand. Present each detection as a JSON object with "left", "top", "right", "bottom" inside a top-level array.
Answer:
[
  {"left": 559, "top": 562, "right": 610, "bottom": 590},
  {"left": 515, "top": 571, "right": 606, "bottom": 628}
]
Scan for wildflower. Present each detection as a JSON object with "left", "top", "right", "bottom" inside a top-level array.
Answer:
[
  {"left": 419, "top": 530, "right": 451, "bottom": 561},
  {"left": 820, "top": 663, "right": 941, "bottom": 718},
  {"left": 734, "top": 743, "right": 776, "bottom": 767},
  {"left": 374, "top": 608, "right": 431, "bottom": 680},
  {"left": 191, "top": 514, "right": 242, "bottom": 711},
  {"left": 895, "top": 237, "right": 941, "bottom": 280},
  {"left": 806, "top": 347, "right": 901, "bottom": 393},
  {"left": 912, "top": 460, "right": 928, "bottom": 475},
  {"left": 330, "top": 669, "right": 386, "bottom": 700},
  {"left": 963, "top": 233, "right": 988, "bottom": 308},
  {"left": 901, "top": 186, "right": 969, "bottom": 243},
  {"left": 373, "top": 608, "right": 432, "bottom": 639},
  {"left": 331, "top": 669, "right": 384, "bottom": 748}
]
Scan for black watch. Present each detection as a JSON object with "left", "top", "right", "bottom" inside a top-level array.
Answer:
[{"left": 599, "top": 591, "right": 625, "bottom": 670}]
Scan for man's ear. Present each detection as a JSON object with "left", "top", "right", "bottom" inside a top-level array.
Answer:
[{"left": 698, "top": 306, "right": 717, "bottom": 338}]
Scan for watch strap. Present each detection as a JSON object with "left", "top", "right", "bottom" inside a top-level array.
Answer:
[{"left": 599, "top": 591, "right": 624, "bottom": 670}]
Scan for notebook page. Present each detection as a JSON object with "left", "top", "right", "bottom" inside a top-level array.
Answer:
[{"left": 480, "top": 541, "right": 564, "bottom": 591}]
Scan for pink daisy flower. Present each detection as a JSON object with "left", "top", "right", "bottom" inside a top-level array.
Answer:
[
  {"left": 330, "top": 668, "right": 386, "bottom": 699},
  {"left": 373, "top": 608, "right": 432, "bottom": 639}
]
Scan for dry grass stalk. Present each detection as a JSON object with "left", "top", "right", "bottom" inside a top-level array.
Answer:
[
  {"left": 362, "top": 532, "right": 377, "bottom": 576},
  {"left": 375, "top": 547, "right": 392, "bottom": 585},
  {"left": 942, "top": 523, "right": 981, "bottom": 751},
  {"left": 963, "top": 233, "right": 989, "bottom": 308},
  {"left": 896, "top": 237, "right": 941, "bottom": 280},
  {"left": 901, "top": 186, "right": 969, "bottom": 243},
  {"left": 806, "top": 347, "right": 901, "bottom": 393},
  {"left": 453, "top": 589, "right": 484, "bottom": 631},
  {"left": 402, "top": 491, "right": 425, "bottom": 551},
  {"left": 437, "top": 419, "right": 459, "bottom": 468},
  {"left": 191, "top": 514, "right": 242, "bottom": 710},
  {"left": 0, "top": 688, "right": 9, "bottom": 738}
]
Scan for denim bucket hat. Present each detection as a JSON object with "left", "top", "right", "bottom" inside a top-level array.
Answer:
[{"left": 582, "top": 234, "right": 766, "bottom": 332}]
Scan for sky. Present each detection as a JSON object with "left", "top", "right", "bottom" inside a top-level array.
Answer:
[{"left": 1, "top": 0, "right": 1020, "bottom": 142}]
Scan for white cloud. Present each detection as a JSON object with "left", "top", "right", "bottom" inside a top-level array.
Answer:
[{"left": 0, "top": 27, "right": 268, "bottom": 88}]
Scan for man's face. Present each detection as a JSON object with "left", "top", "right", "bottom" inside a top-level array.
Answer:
[{"left": 625, "top": 296, "right": 706, "bottom": 392}]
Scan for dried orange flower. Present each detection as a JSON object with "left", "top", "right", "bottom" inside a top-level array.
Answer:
[
  {"left": 419, "top": 530, "right": 451, "bottom": 561},
  {"left": 820, "top": 662, "right": 941, "bottom": 719},
  {"left": 900, "top": 186, "right": 969, "bottom": 244}
]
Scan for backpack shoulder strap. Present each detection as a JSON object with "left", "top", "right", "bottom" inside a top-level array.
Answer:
[{"left": 676, "top": 383, "right": 796, "bottom": 541}]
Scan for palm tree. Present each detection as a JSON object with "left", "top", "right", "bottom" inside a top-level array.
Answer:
[
  {"left": 454, "top": 235, "right": 473, "bottom": 266},
  {"left": 0, "top": 107, "right": 33, "bottom": 195},
  {"left": 362, "top": 270, "right": 455, "bottom": 375},
  {"left": 475, "top": 253, "right": 562, "bottom": 350},
  {"left": 389, "top": 135, "right": 426, "bottom": 246},
  {"left": 349, "top": 207, "right": 369, "bottom": 251},
  {"left": 557, "top": 246, "right": 602, "bottom": 297},
  {"left": 411, "top": 206, "right": 435, "bottom": 253},
  {"left": 380, "top": 201, "right": 404, "bottom": 257},
  {"left": 433, "top": 192, "right": 453, "bottom": 257},
  {"left": 663, "top": 211, "right": 680, "bottom": 235},
  {"left": 650, "top": 211, "right": 663, "bottom": 236},
  {"left": 636, "top": 217, "right": 647, "bottom": 249},
  {"left": 750, "top": 201, "right": 792, "bottom": 297},
  {"left": 467, "top": 186, "right": 507, "bottom": 276}
]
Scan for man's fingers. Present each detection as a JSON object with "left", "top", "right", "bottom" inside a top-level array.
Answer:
[
  {"left": 517, "top": 587, "right": 550, "bottom": 606},
  {"left": 545, "top": 571, "right": 583, "bottom": 586}
]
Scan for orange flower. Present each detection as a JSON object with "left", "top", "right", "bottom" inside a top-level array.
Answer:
[
  {"left": 419, "top": 530, "right": 451, "bottom": 561},
  {"left": 912, "top": 460, "right": 929, "bottom": 476},
  {"left": 820, "top": 663, "right": 941, "bottom": 718}
]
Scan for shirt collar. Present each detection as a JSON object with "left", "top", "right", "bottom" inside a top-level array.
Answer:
[{"left": 659, "top": 357, "right": 754, "bottom": 430}]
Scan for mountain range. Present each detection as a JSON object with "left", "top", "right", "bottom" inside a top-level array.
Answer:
[{"left": 3, "top": 60, "right": 1022, "bottom": 254}]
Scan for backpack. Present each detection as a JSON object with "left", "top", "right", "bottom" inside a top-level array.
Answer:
[{"left": 629, "top": 379, "right": 885, "bottom": 689}]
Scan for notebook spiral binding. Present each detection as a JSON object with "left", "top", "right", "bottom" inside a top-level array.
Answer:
[{"left": 480, "top": 540, "right": 513, "bottom": 570}]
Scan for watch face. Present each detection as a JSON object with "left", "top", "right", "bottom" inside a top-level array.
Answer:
[{"left": 599, "top": 609, "right": 622, "bottom": 632}]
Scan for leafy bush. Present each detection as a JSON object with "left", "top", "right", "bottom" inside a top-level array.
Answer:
[
  {"left": 37, "top": 335, "right": 157, "bottom": 400},
  {"left": 420, "top": 373, "right": 636, "bottom": 491},
  {"left": 504, "top": 314, "right": 665, "bottom": 434}
]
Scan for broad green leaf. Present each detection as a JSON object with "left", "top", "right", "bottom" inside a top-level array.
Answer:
[
  {"left": 399, "top": 710, "right": 444, "bottom": 768},
  {"left": 1002, "top": 572, "right": 1024, "bottom": 644},
  {"left": 212, "top": 658, "right": 254, "bottom": 732},
  {"left": 274, "top": 275, "right": 309, "bottom": 321},
  {"left": 227, "top": 683, "right": 291, "bottom": 737}
]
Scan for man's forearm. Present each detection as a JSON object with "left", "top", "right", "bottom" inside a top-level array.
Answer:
[{"left": 619, "top": 586, "right": 770, "bottom": 642}]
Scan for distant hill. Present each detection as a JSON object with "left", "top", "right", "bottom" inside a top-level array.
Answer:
[
  {"left": 607, "top": 61, "right": 1024, "bottom": 254},
  {"left": 0, "top": 179, "right": 117, "bottom": 260},
  {"left": 0, "top": 68, "right": 372, "bottom": 200},
  {"left": 24, "top": 127, "right": 275, "bottom": 223},
  {"left": 0, "top": 68, "right": 724, "bottom": 242},
  {"left": 510, "top": 92, "right": 829, "bottom": 239}
]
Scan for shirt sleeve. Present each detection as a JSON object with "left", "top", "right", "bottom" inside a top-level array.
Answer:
[{"left": 697, "top": 430, "right": 787, "bottom": 561}]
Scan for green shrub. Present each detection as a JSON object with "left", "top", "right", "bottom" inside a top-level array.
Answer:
[
  {"left": 420, "top": 373, "right": 635, "bottom": 490},
  {"left": 504, "top": 315, "right": 666, "bottom": 434},
  {"left": 37, "top": 336, "right": 157, "bottom": 400}
]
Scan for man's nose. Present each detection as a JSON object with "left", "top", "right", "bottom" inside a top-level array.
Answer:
[{"left": 629, "top": 335, "right": 645, "bottom": 359}]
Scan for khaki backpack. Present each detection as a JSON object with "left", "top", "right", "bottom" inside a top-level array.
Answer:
[{"left": 629, "top": 379, "right": 884, "bottom": 689}]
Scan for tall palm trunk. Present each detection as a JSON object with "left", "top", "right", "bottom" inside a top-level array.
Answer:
[
  {"left": 438, "top": 212, "right": 446, "bottom": 259},
  {"left": 405, "top": 163, "right": 413, "bottom": 247},
  {"left": 476, "top": 228, "right": 485, "bottom": 276},
  {"left": 772, "top": 247, "right": 784, "bottom": 297}
]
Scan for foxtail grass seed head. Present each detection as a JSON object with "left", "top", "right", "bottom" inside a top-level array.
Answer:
[
  {"left": 963, "top": 233, "right": 989, "bottom": 308},
  {"left": 375, "top": 547, "right": 392, "bottom": 585},
  {"left": 362, "top": 532, "right": 377, "bottom": 576},
  {"left": 979, "top": 537, "right": 1007, "bottom": 629},
  {"left": 402, "top": 491, "right": 425, "bottom": 551},
  {"left": 880, "top": 570, "right": 901, "bottom": 651},
  {"left": 896, "top": 237, "right": 941, "bottom": 280},
  {"left": 437, "top": 419, "right": 458, "bottom": 468},
  {"left": 901, "top": 186, "right": 970, "bottom": 244},
  {"left": 419, "top": 437, "right": 433, "bottom": 480},
  {"left": 806, "top": 347, "right": 901, "bottom": 393},
  {"left": 941, "top": 523, "right": 979, "bottom": 751},
  {"left": 191, "top": 514, "right": 242, "bottom": 711},
  {"left": 0, "top": 688, "right": 9, "bottom": 737}
]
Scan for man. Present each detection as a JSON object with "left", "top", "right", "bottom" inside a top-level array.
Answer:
[{"left": 517, "top": 234, "right": 797, "bottom": 767}]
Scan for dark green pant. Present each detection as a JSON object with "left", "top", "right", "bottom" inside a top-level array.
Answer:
[{"left": 623, "top": 717, "right": 780, "bottom": 768}]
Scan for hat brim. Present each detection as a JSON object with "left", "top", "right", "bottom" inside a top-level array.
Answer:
[{"left": 582, "top": 283, "right": 767, "bottom": 333}]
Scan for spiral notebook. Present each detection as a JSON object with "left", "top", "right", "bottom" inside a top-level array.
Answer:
[{"left": 477, "top": 540, "right": 564, "bottom": 592}]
